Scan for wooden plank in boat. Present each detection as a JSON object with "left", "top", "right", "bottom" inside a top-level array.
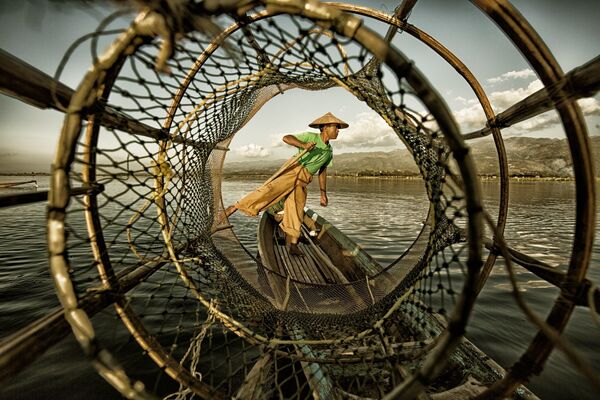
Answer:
[
  {"left": 291, "top": 246, "right": 315, "bottom": 283},
  {"left": 310, "top": 247, "right": 341, "bottom": 284},
  {"left": 302, "top": 244, "right": 335, "bottom": 284},
  {"left": 295, "top": 244, "right": 327, "bottom": 284},
  {"left": 300, "top": 225, "right": 348, "bottom": 285},
  {"left": 275, "top": 239, "right": 307, "bottom": 282},
  {"left": 289, "top": 246, "right": 313, "bottom": 283},
  {"left": 256, "top": 217, "right": 289, "bottom": 308},
  {"left": 299, "top": 245, "right": 324, "bottom": 283},
  {"left": 269, "top": 223, "right": 287, "bottom": 276},
  {"left": 273, "top": 240, "right": 291, "bottom": 276},
  {"left": 272, "top": 225, "right": 313, "bottom": 284}
]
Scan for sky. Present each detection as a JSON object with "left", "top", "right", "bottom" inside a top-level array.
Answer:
[{"left": 0, "top": 0, "right": 599, "bottom": 171}]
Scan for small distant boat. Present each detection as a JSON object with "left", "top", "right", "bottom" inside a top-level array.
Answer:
[
  {"left": 0, "top": 180, "right": 38, "bottom": 189},
  {"left": 257, "top": 208, "right": 538, "bottom": 399}
]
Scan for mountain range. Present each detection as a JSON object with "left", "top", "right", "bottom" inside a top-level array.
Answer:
[{"left": 224, "top": 136, "right": 600, "bottom": 178}]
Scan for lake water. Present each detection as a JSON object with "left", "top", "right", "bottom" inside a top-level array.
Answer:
[{"left": 1, "top": 176, "right": 599, "bottom": 399}]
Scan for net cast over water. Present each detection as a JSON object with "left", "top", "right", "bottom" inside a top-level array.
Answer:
[{"left": 0, "top": 0, "right": 598, "bottom": 399}]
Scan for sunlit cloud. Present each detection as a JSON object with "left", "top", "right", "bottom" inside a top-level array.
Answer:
[
  {"left": 453, "top": 103, "right": 486, "bottom": 129},
  {"left": 454, "top": 96, "right": 600, "bottom": 133},
  {"left": 512, "top": 97, "right": 600, "bottom": 134},
  {"left": 335, "top": 111, "right": 398, "bottom": 149},
  {"left": 267, "top": 112, "right": 400, "bottom": 150},
  {"left": 454, "top": 96, "right": 468, "bottom": 104},
  {"left": 452, "top": 76, "right": 544, "bottom": 129},
  {"left": 489, "top": 79, "right": 544, "bottom": 110},
  {"left": 453, "top": 74, "right": 600, "bottom": 133},
  {"left": 578, "top": 97, "right": 600, "bottom": 116},
  {"left": 487, "top": 68, "right": 536, "bottom": 84},
  {"left": 234, "top": 144, "right": 270, "bottom": 158}
]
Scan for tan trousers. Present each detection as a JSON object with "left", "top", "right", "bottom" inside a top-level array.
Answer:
[{"left": 235, "top": 163, "right": 312, "bottom": 242}]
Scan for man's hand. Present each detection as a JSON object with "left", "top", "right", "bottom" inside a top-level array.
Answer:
[
  {"left": 320, "top": 190, "right": 328, "bottom": 207},
  {"left": 303, "top": 142, "right": 316, "bottom": 151}
]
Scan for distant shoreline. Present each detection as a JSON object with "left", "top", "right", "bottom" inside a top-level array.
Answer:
[
  {"left": 222, "top": 174, "right": 586, "bottom": 182},
  {"left": 0, "top": 173, "right": 50, "bottom": 176},
  {"left": 2, "top": 172, "right": 597, "bottom": 182}
]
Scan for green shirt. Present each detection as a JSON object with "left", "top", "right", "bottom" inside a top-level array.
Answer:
[{"left": 294, "top": 132, "right": 333, "bottom": 175}]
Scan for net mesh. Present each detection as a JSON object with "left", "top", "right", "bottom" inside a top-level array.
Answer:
[{"left": 47, "top": 2, "right": 545, "bottom": 399}]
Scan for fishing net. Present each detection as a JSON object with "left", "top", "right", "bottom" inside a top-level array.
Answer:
[{"left": 44, "top": 1, "right": 597, "bottom": 399}]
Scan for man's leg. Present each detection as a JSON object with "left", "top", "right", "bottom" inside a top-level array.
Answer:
[
  {"left": 229, "top": 167, "right": 302, "bottom": 217},
  {"left": 280, "top": 180, "right": 308, "bottom": 256}
]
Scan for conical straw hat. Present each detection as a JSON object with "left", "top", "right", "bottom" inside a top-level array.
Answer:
[{"left": 308, "top": 112, "right": 349, "bottom": 129}]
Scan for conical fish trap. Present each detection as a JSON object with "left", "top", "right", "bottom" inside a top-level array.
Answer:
[{"left": 45, "top": 1, "right": 597, "bottom": 399}]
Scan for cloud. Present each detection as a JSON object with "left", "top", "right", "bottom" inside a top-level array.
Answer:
[
  {"left": 335, "top": 111, "right": 399, "bottom": 149},
  {"left": 453, "top": 79, "right": 543, "bottom": 129},
  {"left": 234, "top": 144, "right": 270, "bottom": 158},
  {"left": 269, "top": 112, "right": 400, "bottom": 150},
  {"left": 490, "top": 79, "right": 544, "bottom": 110},
  {"left": 487, "top": 68, "right": 536, "bottom": 84},
  {"left": 453, "top": 103, "right": 487, "bottom": 129},
  {"left": 270, "top": 136, "right": 286, "bottom": 148},
  {"left": 453, "top": 77, "right": 600, "bottom": 132},
  {"left": 454, "top": 96, "right": 468, "bottom": 104},
  {"left": 578, "top": 97, "right": 600, "bottom": 116},
  {"left": 514, "top": 112, "right": 560, "bottom": 133},
  {"left": 512, "top": 97, "right": 600, "bottom": 133}
]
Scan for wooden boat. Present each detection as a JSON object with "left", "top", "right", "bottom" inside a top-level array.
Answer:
[
  {"left": 257, "top": 208, "right": 539, "bottom": 399},
  {"left": 258, "top": 208, "right": 383, "bottom": 286}
]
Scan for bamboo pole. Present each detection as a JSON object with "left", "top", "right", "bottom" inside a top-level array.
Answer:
[
  {"left": 0, "top": 49, "right": 226, "bottom": 152},
  {"left": 0, "top": 184, "right": 104, "bottom": 209},
  {"left": 464, "top": 55, "right": 600, "bottom": 140},
  {"left": 0, "top": 258, "right": 166, "bottom": 382},
  {"left": 383, "top": 0, "right": 418, "bottom": 43}
]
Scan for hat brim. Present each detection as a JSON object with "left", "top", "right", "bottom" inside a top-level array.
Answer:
[{"left": 309, "top": 121, "right": 349, "bottom": 129}]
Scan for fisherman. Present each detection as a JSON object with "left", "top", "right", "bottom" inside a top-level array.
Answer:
[{"left": 224, "top": 112, "right": 348, "bottom": 256}]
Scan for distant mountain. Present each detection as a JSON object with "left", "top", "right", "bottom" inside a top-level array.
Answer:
[
  {"left": 470, "top": 136, "right": 600, "bottom": 178},
  {"left": 223, "top": 136, "right": 600, "bottom": 178}
]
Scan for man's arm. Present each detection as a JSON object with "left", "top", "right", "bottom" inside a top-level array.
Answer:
[
  {"left": 318, "top": 167, "right": 328, "bottom": 207},
  {"left": 283, "top": 134, "right": 315, "bottom": 150}
]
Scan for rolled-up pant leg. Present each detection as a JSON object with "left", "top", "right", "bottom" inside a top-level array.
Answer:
[
  {"left": 279, "top": 182, "right": 307, "bottom": 243},
  {"left": 279, "top": 168, "right": 311, "bottom": 242}
]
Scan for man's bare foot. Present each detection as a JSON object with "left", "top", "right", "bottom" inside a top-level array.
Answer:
[
  {"left": 289, "top": 243, "right": 304, "bottom": 257},
  {"left": 224, "top": 205, "right": 237, "bottom": 217}
]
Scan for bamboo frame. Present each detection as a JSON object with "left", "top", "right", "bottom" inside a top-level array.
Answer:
[
  {"left": 469, "top": 0, "right": 596, "bottom": 398},
  {"left": 52, "top": 2, "right": 484, "bottom": 397},
  {"left": 47, "top": 11, "right": 221, "bottom": 399}
]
